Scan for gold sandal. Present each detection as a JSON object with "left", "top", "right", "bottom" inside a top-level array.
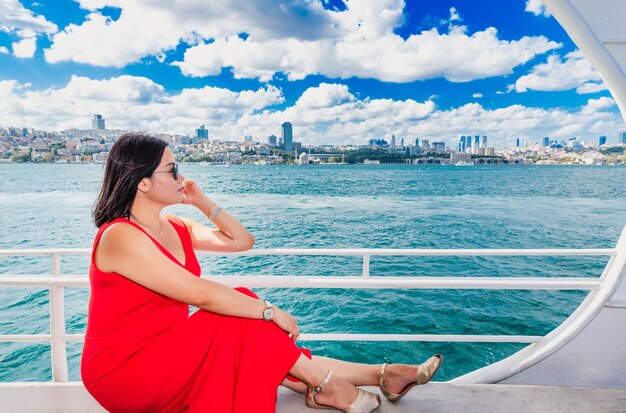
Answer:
[
  {"left": 306, "top": 370, "right": 381, "bottom": 413},
  {"left": 378, "top": 354, "right": 443, "bottom": 402}
]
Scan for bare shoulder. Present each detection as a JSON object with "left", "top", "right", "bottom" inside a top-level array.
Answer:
[
  {"left": 99, "top": 221, "right": 144, "bottom": 248},
  {"left": 95, "top": 221, "right": 150, "bottom": 272}
]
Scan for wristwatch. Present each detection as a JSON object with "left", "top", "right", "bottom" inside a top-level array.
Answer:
[{"left": 262, "top": 300, "right": 274, "bottom": 322}]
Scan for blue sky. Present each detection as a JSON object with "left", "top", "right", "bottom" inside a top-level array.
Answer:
[{"left": 0, "top": 0, "right": 623, "bottom": 147}]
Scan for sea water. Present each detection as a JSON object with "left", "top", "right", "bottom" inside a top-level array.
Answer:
[{"left": 1, "top": 163, "right": 626, "bottom": 382}]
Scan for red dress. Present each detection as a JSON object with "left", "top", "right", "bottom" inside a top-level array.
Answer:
[{"left": 81, "top": 216, "right": 312, "bottom": 413}]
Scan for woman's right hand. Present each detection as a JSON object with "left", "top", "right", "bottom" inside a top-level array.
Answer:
[{"left": 272, "top": 307, "right": 300, "bottom": 342}]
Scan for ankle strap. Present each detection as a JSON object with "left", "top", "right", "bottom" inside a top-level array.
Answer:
[{"left": 311, "top": 370, "right": 333, "bottom": 395}]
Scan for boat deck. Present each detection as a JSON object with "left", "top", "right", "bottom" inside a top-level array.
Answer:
[{"left": 1, "top": 382, "right": 624, "bottom": 413}]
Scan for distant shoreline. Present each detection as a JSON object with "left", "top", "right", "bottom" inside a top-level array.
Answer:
[{"left": 1, "top": 160, "right": 623, "bottom": 166}]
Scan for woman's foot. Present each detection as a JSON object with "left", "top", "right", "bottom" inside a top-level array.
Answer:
[
  {"left": 307, "top": 370, "right": 381, "bottom": 412},
  {"left": 380, "top": 364, "right": 421, "bottom": 394},
  {"left": 379, "top": 355, "right": 443, "bottom": 402}
]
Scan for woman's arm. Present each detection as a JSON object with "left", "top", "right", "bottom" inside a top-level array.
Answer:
[
  {"left": 96, "top": 222, "right": 299, "bottom": 339},
  {"left": 180, "top": 179, "right": 255, "bottom": 252}
]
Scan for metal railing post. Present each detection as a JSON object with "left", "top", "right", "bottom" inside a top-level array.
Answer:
[
  {"left": 49, "top": 253, "right": 68, "bottom": 382},
  {"left": 362, "top": 254, "right": 370, "bottom": 277}
]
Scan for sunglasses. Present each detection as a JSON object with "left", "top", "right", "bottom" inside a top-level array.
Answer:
[{"left": 153, "top": 163, "right": 179, "bottom": 181}]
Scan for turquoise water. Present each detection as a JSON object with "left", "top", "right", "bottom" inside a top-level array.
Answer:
[{"left": 1, "top": 163, "right": 626, "bottom": 382}]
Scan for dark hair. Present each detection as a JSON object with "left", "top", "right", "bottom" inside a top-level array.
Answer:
[{"left": 92, "top": 133, "right": 169, "bottom": 227}]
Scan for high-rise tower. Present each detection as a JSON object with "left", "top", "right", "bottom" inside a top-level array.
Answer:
[
  {"left": 282, "top": 122, "right": 293, "bottom": 152},
  {"left": 92, "top": 114, "right": 105, "bottom": 130}
]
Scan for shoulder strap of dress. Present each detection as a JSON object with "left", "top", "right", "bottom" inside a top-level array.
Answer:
[{"left": 164, "top": 214, "right": 186, "bottom": 230}]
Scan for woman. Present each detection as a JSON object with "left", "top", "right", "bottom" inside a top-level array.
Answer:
[{"left": 81, "top": 133, "right": 442, "bottom": 413}]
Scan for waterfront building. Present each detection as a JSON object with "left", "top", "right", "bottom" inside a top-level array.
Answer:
[
  {"left": 599, "top": 136, "right": 607, "bottom": 146},
  {"left": 298, "top": 152, "right": 310, "bottom": 165},
  {"left": 92, "top": 114, "right": 105, "bottom": 130},
  {"left": 268, "top": 135, "right": 277, "bottom": 146},
  {"left": 450, "top": 152, "right": 472, "bottom": 163},
  {"left": 195, "top": 125, "right": 208, "bottom": 140},
  {"left": 282, "top": 122, "right": 293, "bottom": 152}
]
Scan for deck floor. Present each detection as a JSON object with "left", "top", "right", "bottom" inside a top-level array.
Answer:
[{"left": 1, "top": 382, "right": 625, "bottom": 413}]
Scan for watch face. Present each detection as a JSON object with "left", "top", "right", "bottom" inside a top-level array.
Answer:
[{"left": 263, "top": 308, "right": 274, "bottom": 321}]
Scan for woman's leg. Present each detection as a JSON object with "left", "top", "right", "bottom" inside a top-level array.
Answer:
[{"left": 283, "top": 355, "right": 430, "bottom": 395}]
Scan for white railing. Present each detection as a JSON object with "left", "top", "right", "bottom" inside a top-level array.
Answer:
[{"left": 0, "top": 243, "right": 622, "bottom": 383}]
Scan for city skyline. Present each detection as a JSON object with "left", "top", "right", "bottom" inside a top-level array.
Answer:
[
  {"left": 0, "top": 0, "right": 625, "bottom": 146},
  {"left": 3, "top": 117, "right": 621, "bottom": 152}
]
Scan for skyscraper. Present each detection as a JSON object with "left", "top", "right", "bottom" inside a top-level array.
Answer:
[
  {"left": 459, "top": 136, "right": 466, "bottom": 151},
  {"left": 481, "top": 136, "right": 487, "bottom": 148},
  {"left": 92, "top": 114, "right": 105, "bottom": 130},
  {"left": 268, "top": 135, "right": 277, "bottom": 146},
  {"left": 466, "top": 135, "right": 472, "bottom": 148},
  {"left": 474, "top": 136, "right": 480, "bottom": 148},
  {"left": 543, "top": 137, "right": 550, "bottom": 147},
  {"left": 621, "top": 132, "right": 626, "bottom": 144},
  {"left": 390, "top": 135, "right": 396, "bottom": 148},
  {"left": 599, "top": 136, "right": 607, "bottom": 146},
  {"left": 516, "top": 138, "right": 520, "bottom": 147},
  {"left": 415, "top": 138, "right": 420, "bottom": 147},
  {"left": 282, "top": 122, "right": 293, "bottom": 152},
  {"left": 195, "top": 125, "right": 208, "bottom": 139}
]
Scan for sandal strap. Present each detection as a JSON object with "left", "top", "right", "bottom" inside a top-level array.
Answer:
[
  {"left": 379, "top": 363, "right": 388, "bottom": 388},
  {"left": 311, "top": 370, "right": 333, "bottom": 395}
]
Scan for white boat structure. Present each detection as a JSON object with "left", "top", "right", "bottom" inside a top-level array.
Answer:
[
  {"left": 2, "top": 0, "right": 626, "bottom": 411},
  {"left": 454, "top": 161, "right": 475, "bottom": 166}
]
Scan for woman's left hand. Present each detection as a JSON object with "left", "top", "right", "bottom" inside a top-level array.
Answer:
[{"left": 273, "top": 307, "right": 301, "bottom": 342}]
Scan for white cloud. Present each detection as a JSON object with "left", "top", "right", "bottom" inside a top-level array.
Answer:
[
  {"left": 0, "top": 45, "right": 8, "bottom": 54},
  {"left": 0, "top": 0, "right": 57, "bottom": 58},
  {"left": 515, "top": 50, "right": 607, "bottom": 94},
  {"left": 449, "top": 7, "right": 462, "bottom": 23},
  {"left": 12, "top": 36, "right": 36, "bottom": 58},
  {"left": 45, "top": 10, "right": 182, "bottom": 67},
  {"left": 1, "top": 75, "right": 623, "bottom": 148},
  {"left": 0, "top": 75, "right": 284, "bottom": 133},
  {"left": 580, "top": 97, "right": 615, "bottom": 114},
  {"left": 472, "top": 93, "right": 483, "bottom": 98},
  {"left": 296, "top": 83, "right": 355, "bottom": 108},
  {"left": 0, "top": 0, "right": 57, "bottom": 34},
  {"left": 45, "top": 0, "right": 336, "bottom": 67},
  {"left": 43, "top": 0, "right": 560, "bottom": 84},
  {"left": 576, "top": 82, "right": 607, "bottom": 94},
  {"left": 525, "top": 0, "right": 551, "bottom": 17},
  {"left": 175, "top": 25, "right": 560, "bottom": 83}
]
